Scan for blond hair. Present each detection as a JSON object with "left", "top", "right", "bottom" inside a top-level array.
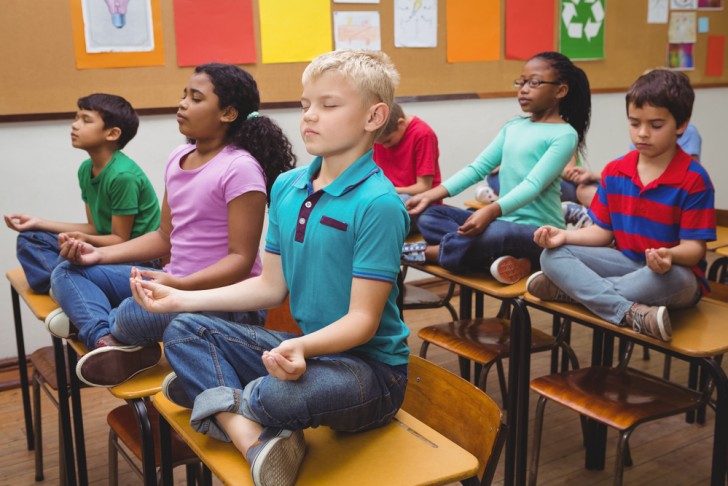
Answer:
[{"left": 302, "top": 50, "right": 400, "bottom": 110}]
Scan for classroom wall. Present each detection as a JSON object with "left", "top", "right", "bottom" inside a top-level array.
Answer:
[{"left": 1, "top": 87, "right": 726, "bottom": 360}]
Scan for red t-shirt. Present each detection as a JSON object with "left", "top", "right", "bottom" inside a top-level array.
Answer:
[{"left": 373, "top": 117, "right": 442, "bottom": 192}]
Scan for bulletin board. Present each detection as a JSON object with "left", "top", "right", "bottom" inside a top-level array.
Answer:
[{"left": 1, "top": 0, "right": 727, "bottom": 119}]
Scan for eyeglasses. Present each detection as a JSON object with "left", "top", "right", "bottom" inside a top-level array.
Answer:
[{"left": 513, "top": 79, "right": 562, "bottom": 89}]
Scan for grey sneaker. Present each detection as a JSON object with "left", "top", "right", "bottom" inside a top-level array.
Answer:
[
  {"left": 247, "top": 428, "right": 306, "bottom": 486},
  {"left": 162, "top": 372, "right": 193, "bottom": 409},
  {"left": 490, "top": 256, "right": 531, "bottom": 284},
  {"left": 45, "top": 308, "right": 77, "bottom": 339},
  {"left": 526, "top": 271, "right": 577, "bottom": 304},
  {"left": 626, "top": 304, "right": 672, "bottom": 342},
  {"left": 562, "top": 202, "right": 593, "bottom": 230}
]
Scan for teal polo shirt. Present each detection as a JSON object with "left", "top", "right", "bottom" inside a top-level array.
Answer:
[{"left": 265, "top": 150, "right": 410, "bottom": 366}]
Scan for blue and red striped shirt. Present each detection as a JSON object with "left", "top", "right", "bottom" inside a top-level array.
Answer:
[{"left": 589, "top": 148, "right": 716, "bottom": 293}]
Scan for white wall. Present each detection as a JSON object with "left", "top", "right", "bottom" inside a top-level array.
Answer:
[{"left": 1, "top": 87, "right": 726, "bottom": 360}]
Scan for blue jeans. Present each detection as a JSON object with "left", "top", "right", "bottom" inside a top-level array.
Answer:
[
  {"left": 540, "top": 245, "right": 702, "bottom": 325},
  {"left": 417, "top": 205, "right": 542, "bottom": 274},
  {"left": 16, "top": 230, "right": 63, "bottom": 293},
  {"left": 163, "top": 313, "right": 408, "bottom": 442},
  {"left": 50, "top": 261, "right": 264, "bottom": 349},
  {"left": 486, "top": 173, "right": 578, "bottom": 203}
]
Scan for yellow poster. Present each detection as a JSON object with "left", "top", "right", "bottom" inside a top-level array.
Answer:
[{"left": 260, "top": 0, "right": 332, "bottom": 64}]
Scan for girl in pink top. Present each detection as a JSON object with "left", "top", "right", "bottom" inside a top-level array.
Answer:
[{"left": 49, "top": 64, "right": 296, "bottom": 387}]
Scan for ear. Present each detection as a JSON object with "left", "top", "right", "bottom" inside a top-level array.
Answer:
[
  {"left": 555, "top": 82, "right": 569, "bottom": 101},
  {"left": 221, "top": 106, "right": 239, "bottom": 123},
  {"left": 365, "top": 102, "right": 389, "bottom": 133},
  {"left": 105, "top": 127, "right": 122, "bottom": 143}
]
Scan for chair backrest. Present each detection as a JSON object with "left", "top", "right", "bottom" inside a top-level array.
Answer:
[
  {"left": 264, "top": 297, "right": 302, "bottom": 335},
  {"left": 402, "top": 355, "right": 505, "bottom": 486}
]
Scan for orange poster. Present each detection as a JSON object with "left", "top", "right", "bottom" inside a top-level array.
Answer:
[
  {"left": 446, "top": 0, "right": 500, "bottom": 63},
  {"left": 69, "top": 0, "right": 164, "bottom": 69}
]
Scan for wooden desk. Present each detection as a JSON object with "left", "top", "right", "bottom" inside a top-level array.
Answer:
[
  {"left": 707, "top": 225, "right": 728, "bottom": 251},
  {"left": 7, "top": 268, "right": 84, "bottom": 486},
  {"left": 464, "top": 200, "right": 487, "bottom": 210},
  {"left": 510, "top": 294, "right": 728, "bottom": 486},
  {"left": 153, "top": 393, "right": 479, "bottom": 486}
]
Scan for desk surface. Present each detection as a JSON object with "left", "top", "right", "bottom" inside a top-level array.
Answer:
[
  {"left": 410, "top": 263, "right": 526, "bottom": 299},
  {"left": 707, "top": 226, "right": 728, "bottom": 250},
  {"left": 154, "top": 393, "right": 479, "bottom": 486},
  {"left": 524, "top": 293, "right": 728, "bottom": 358},
  {"left": 7, "top": 267, "right": 58, "bottom": 321},
  {"left": 715, "top": 245, "right": 728, "bottom": 257}
]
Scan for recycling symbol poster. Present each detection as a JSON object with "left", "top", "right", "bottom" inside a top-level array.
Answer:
[{"left": 560, "top": 0, "right": 605, "bottom": 60}]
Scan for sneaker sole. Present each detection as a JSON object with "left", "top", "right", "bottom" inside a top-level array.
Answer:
[
  {"left": 655, "top": 306, "right": 671, "bottom": 341},
  {"left": 250, "top": 430, "right": 306, "bottom": 486},
  {"left": 75, "top": 345, "right": 161, "bottom": 388},
  {"left": 162, "top": 372, "right": 194, "bottom": 409},
  {"left": 490, "top": 256, "right": 531, "bottom": 285},
  {"left": 525, "top": 271, "right": 543, "bottom": 293},
  {"left": 45, "top": 307, "right": 73, "bottom": 339}
]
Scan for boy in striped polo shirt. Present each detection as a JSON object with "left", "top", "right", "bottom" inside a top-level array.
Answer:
[{"left": 527, "top": 69, "right": 715, "bottom": 342}]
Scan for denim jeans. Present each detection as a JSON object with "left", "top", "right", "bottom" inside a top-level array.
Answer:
[
  {"left": 16, "top": 230, "right": 63, "bottom": 293},
  {"left": 417, "top": 205, "right": 542, "bottom": 274},
  {"left": 540, "top": 245, "right": 702, "bottom": 325},
  {"left": 50, "top": 261, "right": 264, "bottom": 349},
  {"left": 163, "top": 313, "right": 408, "bottom": 442}
]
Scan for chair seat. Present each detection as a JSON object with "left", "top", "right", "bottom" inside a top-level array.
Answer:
[
  {"left": 30, "top": 346, "right": 71, "bottom": 390},
  {"left": 530, "top": 366, "right": 704, "bottom": 431},
  {"left": 403, "top": 284, "right": 444, "bottom": 306},
  {"left": 418, "top": 318, "right": 555, "bottom": 364},
  {"left": 108, "top": 402, "right": 198, "bottom": 465}
]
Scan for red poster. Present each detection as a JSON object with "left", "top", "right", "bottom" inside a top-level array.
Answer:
[
  {"left": 706, "top": 35, "right": 725, "bottom": 77},
  {"left": 173, "top": 0, "right": 256, "bottom": 66},
  {"left": 505, "top": 0, "right": 555, "bottom": 60}
]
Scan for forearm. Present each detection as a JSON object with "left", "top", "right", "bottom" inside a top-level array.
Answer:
[
  {"left": 396, "top": 176, "right": 433, "bottom": 196},
  {"left": 563, "top": 225, "right": 614, "bottom": 246},
  {"left": 83, "top": 233, "right": 128, "bottom": 247},
  {"left": 293, "top": 310, "right": 379, "bottom": 358},
  {"left": 37, "top": 220, "right": 96, "bottom": 235},
  {"left": 97, "top": 229, "right": 170, "bottom": 264},
  {"left": 665, "top": 240, "right": 706, "bottom": 267},
  {"left": 174, "top": 252, "right": 256, "bottom": 290},
  {"left": 170, "top": 272, "right": 288, "bottom": 313}
]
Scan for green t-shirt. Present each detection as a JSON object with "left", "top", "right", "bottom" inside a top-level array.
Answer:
[{"left": 78, "top": 151, "right": 160, "bottom": 238}]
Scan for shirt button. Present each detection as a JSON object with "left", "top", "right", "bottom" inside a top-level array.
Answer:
[
  {"left": 305, "top": 201, "right": 312, "bottom": 208},
  {"left": 299, "top": 218, "right": 306, "bottom": 225}
]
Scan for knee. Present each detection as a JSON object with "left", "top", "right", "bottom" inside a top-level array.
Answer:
[
  {"left": 50, "top": 260, "right": 73, "bottom": 284},
  {"left": 539, "top": 247, "right": 567, "bottom": 273},
  {"left": 163, "top": 313, "right": 201, "bottom": 343}
]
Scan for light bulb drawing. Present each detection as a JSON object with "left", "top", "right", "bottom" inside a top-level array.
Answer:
[{"left": 104, "top": 0, "right": 130, "bottom": 29}]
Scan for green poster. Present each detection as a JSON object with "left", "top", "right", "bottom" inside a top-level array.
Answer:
[{"left": 560, "top": 0, "right": 605, "bottom": 60}]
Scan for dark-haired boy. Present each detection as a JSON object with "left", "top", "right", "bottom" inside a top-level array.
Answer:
[
  {"left": 4, "top": 93, "right": 160, "bottom": 294},
  {"left": 529, "top": 69, "right": 715, "bottom": 342}
]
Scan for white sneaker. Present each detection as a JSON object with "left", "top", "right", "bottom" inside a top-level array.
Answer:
[
  {"left": 45, "top": 308, "right": 75, "bottom": 339},
  {"left": 489, "top": 256, "right": 532, "bottom": 285}
]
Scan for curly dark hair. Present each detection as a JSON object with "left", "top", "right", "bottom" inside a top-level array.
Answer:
[
  {"left": 192, "top": 63, "right": 296, "bottom": 203},
  {"left": 530, "top": 52, "right": 592, "bottom": 156}
]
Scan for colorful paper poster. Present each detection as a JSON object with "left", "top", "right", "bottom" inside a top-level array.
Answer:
[
  {"left": 446, "top": 0, "right": 499, "bottom": 62},
  {"left": 560, "top": 0, "right": 605, "bottom": 60},
  {"left": 667, "top": 42, "right": 694, "bottom": 70},
  {"left": 698, "top": 17, "right": 710, "bottom": 32},
  {"left": 334, "top": 0, "right": 380, "bottom": 3},
  {"left": 173, "top": 0, "right": 256, "bottom": 66},
  {"left": 82, "top": 0, "right": 154, "bottom": 53},
  {"left": 669, "top": 12, "right": 697, "bottom": 43},
  {"left": 648, "top": 0, "right": 669, "bottom": 24},
  {"left": 505, "top": 0, "right": 554, "bottom": 60},
  {"left": 671, "top": 0, "right": 697, "bottom": 8},
  {"left": 394, "top": 0, "right": 437, "bottom": 48},
  {"left": 69, "top": 0, "right": 164, "bottom": 69},
  {"left": 259, "top": 0, "right": 332, "bottom": 63},
  {"left": 698, "top": 0, "right": 723, "bottom": 8},
  {"left": 334, "top": 11, "right": 381, "bottom": 51},
  {"left": 706, "top": 35, "right": 725, "bottom": 76}
]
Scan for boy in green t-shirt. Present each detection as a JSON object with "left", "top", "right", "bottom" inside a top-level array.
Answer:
[{"left": 4, "top": 93, "right": 160, "bottom": 293}]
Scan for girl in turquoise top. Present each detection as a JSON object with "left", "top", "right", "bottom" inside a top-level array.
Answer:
[{"left": 407, "top": 52, "right": 591, "bottom": 284}]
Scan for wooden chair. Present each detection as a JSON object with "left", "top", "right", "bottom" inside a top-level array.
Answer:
[
  {"left": 528, "top": 342, "right": 710, "bottom": 486},
  {"left": 107, "top": 401, "right": 202, "bottom": 485},
  {"left": 154, "top": 355, "right": 501, "bottom": 485}
]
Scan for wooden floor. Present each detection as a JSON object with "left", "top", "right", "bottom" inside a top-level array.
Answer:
[{"left": 1, "top": 292, "right": 724, "bottom": 485}]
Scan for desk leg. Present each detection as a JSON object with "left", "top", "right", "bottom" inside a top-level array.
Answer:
[
  {"left": 505, "top": 299, "right": 530, "bottom": 486},
  {"left": 10, "top": 286, "right": 34, "bottom": 451},
  {"left": 458, "top": 286, "right": 474, "bottom": 381},
  {"left": 583, "top": 330, "right": 613, "bottom": 471},
  {"left": 66, "top": 345, "right": 88, "bottom": 485},
  {"left": 703, "top": 357, "right": 728, "bottom": 486},
  {"left": 158, "top": 410, "right": 174, "bottom": 485},
  {"left": 52, "top": 337, "right": 77, "bottom": 486}
]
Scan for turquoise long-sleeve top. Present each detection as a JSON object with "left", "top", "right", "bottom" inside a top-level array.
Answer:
[{"left": 442, "top": 117, "right": 577, "bottom": 229}]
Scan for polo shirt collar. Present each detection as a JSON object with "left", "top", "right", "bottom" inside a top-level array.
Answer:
[
  {"left": 294, "top": 150, "right": 381, "bottom": 196},
  {"left": 615, "top": 146, "right": 692, "bottom": 190}
]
